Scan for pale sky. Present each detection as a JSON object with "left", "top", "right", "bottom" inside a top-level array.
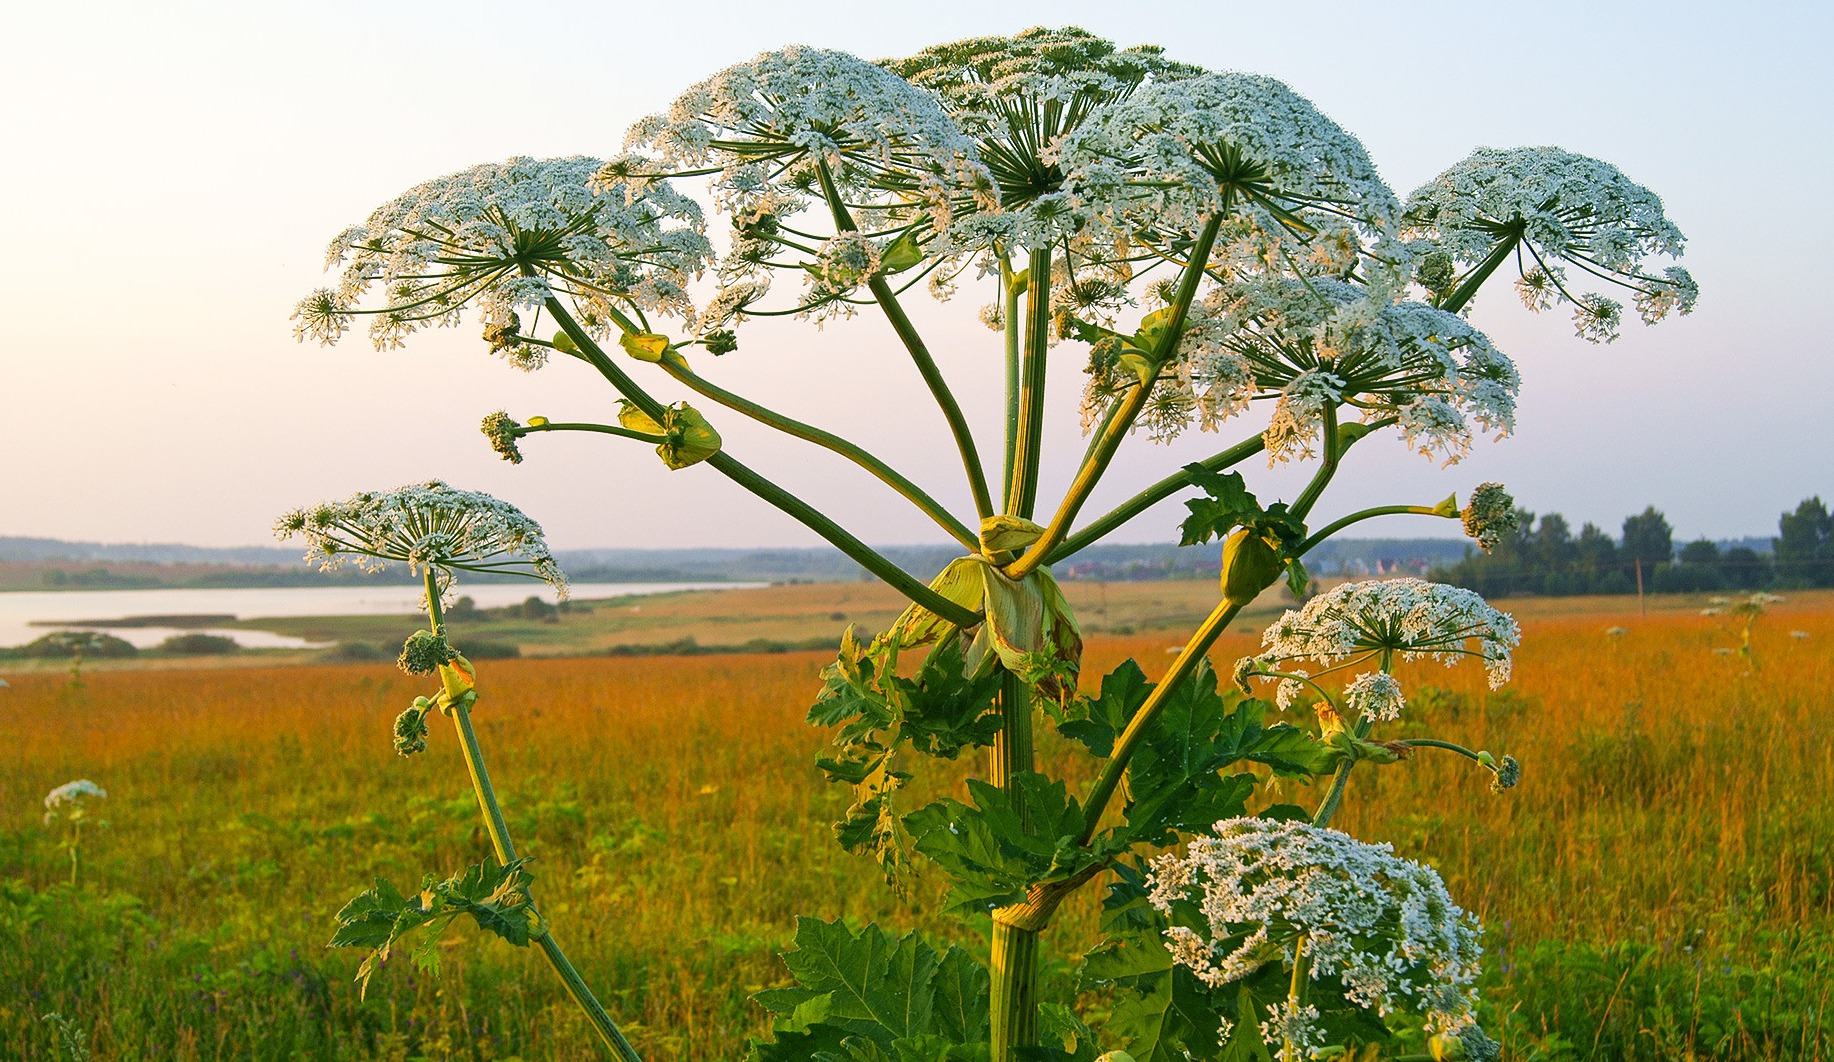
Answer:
[{"left": 2, "top": 0, "right": 1828, "bottom": 552}]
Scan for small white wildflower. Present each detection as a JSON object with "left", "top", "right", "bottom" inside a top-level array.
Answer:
[
  {"left": 1148, "top": 818, "right": 1485, "bottom": 1041},
  {"left": 275, "top": 481, "right": 567, "bottom": 602},
  {"left": 1789, "top": 630, "right": 1810, "bottom": 640},
  {"left": 1261, "top": 577, "right": 1520, "bottom": 688},
  {"left": 1605, "top": 626, "right": 1629, "bottom": 637},
  {"left": 1261, "top": 1000, "right": 1324, "bottom": 1062}
]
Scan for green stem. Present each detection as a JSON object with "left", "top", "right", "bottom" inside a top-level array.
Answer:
[
  {"left": 1297, "top": 503, "right": 1458, "bottom": 556},
  {"left": 1402, "top": 737, "right": 1485, "bottom": 761},
  {"left": 1078, "top": 598, "right": 1245, "bottom": 846},
  {"left": 1046, "top": 434, "right": 1268, "bottom": 564},
  {"left": 424, "top": 573, "right": 643, "bottom": 1062},
  {"left": 1288, "top": 403, "right": 1340, "bottom": 522},
  {"left": 1438, "top": 233, "right": 1521, "bottom": 315},
  {"left": 1008, "top": 247, "right": 1053, "bottom": 519},
  {"left": 1285, "top": 936, "right": 1310, "bottom": 1060},
  {"left": 542, "top": 298, "right": 980, "bottom": 628},
  {"left": 519, "top": 421, "right": 667, "bottom": 445},
  {"left": 656, "top": 359, "right": 978, "bottom": 551},
  {"left": 69, "top": 823, "right": 81, "bottom": 888},
  {"left": 1002, "top": 260, "right": 1025, "bottom": 506},
  {"left": 990, "top": 669, "right": 1034, "bottom": 798},
  {"left": 1007, "top": 215, "right": 1223, "bottom": 579},
  {"left": 1314, "top": 711, "right": 1377, "bottom": 829},
  {"left": 988, "top": 921, "right": 1040, "bottom": 1062},
  {"left": 815, "top": 161, "right": 994, "bottom": 520}
]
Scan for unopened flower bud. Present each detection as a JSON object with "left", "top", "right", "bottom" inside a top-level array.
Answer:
[
  {"left": 480, "top": 411, "right": 523, "bottom": 464},
  {"left": 703, "top": 329, "right": 738, "bottom": 355},
  {"left": 393, "top": 698, "right": 432, "bottom": 756},
  {"left": 483, "top": 312, "right": 522, "bottom": 353},
  {"left": 398, "top": 630, "right": 457, "bottom": 675},
  {"left": 1489, "top": 754, "right": 1521, "bottom": 793},
  {"left": 1461, "top": 483, "right": 1517, "bottom": 552}
]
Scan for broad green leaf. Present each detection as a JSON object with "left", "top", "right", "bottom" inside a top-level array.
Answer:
[
  {"left": 781, "top": 918, "right": 937, "bottom": 1043},
  {"left": 905, "top": 773, "right": 1099, "bottom": 917},
  {"left": 328, "top": 859, "right": 540, "bottom": 998},
  {"left": 1056, "top": 659, "right": 1151, "bottom": 758}
]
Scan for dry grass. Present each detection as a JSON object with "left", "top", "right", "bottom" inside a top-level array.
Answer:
[{"left": 0, "top": 592, "right": 1829, "bottom": 1059}]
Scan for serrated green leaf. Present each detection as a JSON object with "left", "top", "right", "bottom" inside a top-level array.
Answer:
[
  {"left": 781, "top": 918, "right": 937, "bottom": 1043},
  {"left": 1056, "top": 659, "right": 1151, "bottom": 757},
  {"left": 905, "top": 773, "right": 1098, "bottom": 917},
  {"left": 929, "top": 944, "right": 991, "bottom": 1045},
  {"left": 329, "top": 859, "right": 540, "bottom": 999}
]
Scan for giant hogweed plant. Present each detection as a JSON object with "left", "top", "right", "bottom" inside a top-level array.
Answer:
[{"left": 290, "top": 28, "right": 1695, "bottom": 1062}]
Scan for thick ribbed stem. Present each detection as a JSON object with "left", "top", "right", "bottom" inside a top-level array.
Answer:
[
  {"left": 989, "top": 921, "right": 1041, "bottom": 1062},
  {"left": 1008, "top": 248, "right": 1053, "bottom": 518}
]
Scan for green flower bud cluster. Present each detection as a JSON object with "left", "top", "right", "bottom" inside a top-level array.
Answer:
[
  {"left": 1460, "top": 482, "right": 1517, "bottom": 552},
  {"left": 480, "top": 411, "right": 523, "bottom": 464},
  {"left": 1490, "top": 754, "right": 1521, "bottom": 793},
  {"left": 398, "top": 630, "right": 457, "bottom": 675},
  {"left": 393, "top": 697, "right": 433, "bottom": 756},
  {"left": 703, "top": 329, "right": 738, "bottom": 355}
]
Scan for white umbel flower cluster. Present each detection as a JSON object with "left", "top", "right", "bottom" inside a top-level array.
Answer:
[
  {"left": 1148, "top": 818, "right": 1486, "bottom": 1052},
  {"left": 1260, "top": 577, "right": 1520, "bottom": 690},
  {"left": 275, "top": 481, "right": 567, "bottom": 600},
  {"left": 1405, "top": 146, "right": 1696, "bottom": 341},
  {"left": 293, "top": 157, "right": 710, "bottom": 357},
  {"left": 1062, "top": 73, "right": 1401, "bottom": 251},
  {"left": 43, "top": 779, "right": 106, "bottom": 826}
]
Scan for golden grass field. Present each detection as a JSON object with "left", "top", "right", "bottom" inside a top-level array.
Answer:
[{"left": 2, "top": 585, "right": 1830, "bottom": 1060}]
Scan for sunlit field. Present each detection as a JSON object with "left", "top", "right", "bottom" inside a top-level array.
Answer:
[{"left": 3, "top": 592, "right": 1830, "bottom": 1061}]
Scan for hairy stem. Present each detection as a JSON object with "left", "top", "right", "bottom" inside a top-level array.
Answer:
[
  {"left": 422, "top": 573, "right": 643, "bottom": 1062},
  {"left": 657, "top": 358, "right": 977, "bottom": 550}
]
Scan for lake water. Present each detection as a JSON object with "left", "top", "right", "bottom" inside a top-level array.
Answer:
[{"left": 0, "top": 582, "right": 754, "bottom": 650}]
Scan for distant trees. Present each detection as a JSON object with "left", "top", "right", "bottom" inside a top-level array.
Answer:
[{"left": 1434, "top": 497, "right": 1828, "bottom": 596}]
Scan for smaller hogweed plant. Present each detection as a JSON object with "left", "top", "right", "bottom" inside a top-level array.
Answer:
[
  {"left": 42, "top": 780, "right": 107, "bottom": 887},
  {"left": 292, "top": 26, "right": 1693, "bottom": 1060},
  {"left": 276, "top": 483, "right": 643, "bottom": 1062},
  {"left": 1701, "top": 592, "right": 1785, "bottom": 673}
]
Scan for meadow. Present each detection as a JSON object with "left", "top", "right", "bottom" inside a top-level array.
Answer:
[{"left": 1, "top": 586, "right": 1830, "bottom": 1061}]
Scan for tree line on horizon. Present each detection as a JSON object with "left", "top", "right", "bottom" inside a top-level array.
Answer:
[{"left": 1431, "top": 497, "right": 1834, "bottom": 597}]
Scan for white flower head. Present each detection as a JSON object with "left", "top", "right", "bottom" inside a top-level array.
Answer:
[
  {"left": 1148, "top": 818, "right": 1486, "bottom": 1042},
  {"left": 44, "top": 779, "right": 106, "bottom": 826},
  {"left": 1404, "top": 146, "right": 1695, "bottom": 339},
  {"left": 1261, "top": 577, "right": 1520, "bottom": 688},
  {"left": 1060, "top": 73, "right": 1402, "bottom": 258},
  {"left": 1344, "top": 669, "right": 1406, "bottom": 722},
  {"left": 884, "top": 27, "right": 1201, "bottom": 254},
  {"left": 275, "top": 481, "right": 567, "bottom": 602},
  {"left": 294, "top": 156, "right": 710, "bottom": 354}
]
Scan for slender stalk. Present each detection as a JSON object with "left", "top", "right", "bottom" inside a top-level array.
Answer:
[
  {"left": 1008, "top": 215, "right": 1224, "bottom": 578},
  {"left": 1297, "top": 503, "right": 1457, "bottom": 556},
  {"left": 1310, "top": 715, "right": 1373, "bottom": 831},
  {"left": 1008, "top": 247, "right": 1053, "bottom": 518},
  {"left": 543, "top": 298, "right": 980, "bottom": 628},
  {"left": 1284, "top": 936, "right": 1311, "bottom": 1060},
  {"left": 1046, "top": 434, "right": 1268, "bottom": 563},
  {"left": 1002, "top": 260, "right": 1024, "bottom": 505},
  {"left": 68, "top": 822, "right": 81, "bottom": 887},
  {"left": 424, "top": 572, "right": 643, "bottom": 1062},
  {"left": 1077, "top": 599, "right": 1245, "bottom": 846},
  {"left": 519, "top": 421, "right": 667, "bottom": 445},
  {"left": 655, "top": 358, "right": 978, "bottom": 551},
  {"left": 815, "top": 161, "right": 994, "bottom": 520}
]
